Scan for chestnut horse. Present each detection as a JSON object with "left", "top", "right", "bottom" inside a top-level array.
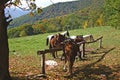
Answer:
[
  {"left": 46, "top": 31, "right": 69, "bottom": 58},
  {"left": 63, "top": 38, "right": 80, "bottom": 75},
  {"left": 46, "top": 30, "right": 70, "bottom": 46},
  {"left": 66, "top": 35, "right": 85, "bottom": 60},
  {"left": 49, "top": 33, "right": 66, "bottom": 58}
]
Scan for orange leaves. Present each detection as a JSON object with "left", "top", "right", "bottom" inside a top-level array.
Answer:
[
  {"left": 29, "top": 7, "right": 42, "bottom": 17},
  {"left": 29, "top": 11, "right": 34, "bottom": 17}
]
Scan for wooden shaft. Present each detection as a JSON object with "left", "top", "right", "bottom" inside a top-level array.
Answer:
[
  {"left": 41, "top": 53, "right": 45, "bottom": 74},
  {"left": 86, "top": 36, "right": 103, "bottom": 44},
  {"left": 83, "top": 43, "right": 85, "bottom": 58},
  {"left": 99, "top": 38, "right": 102, "bottom": 48}
]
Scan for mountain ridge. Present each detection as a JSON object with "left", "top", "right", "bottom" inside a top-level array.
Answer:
[{"left": 8, "top": 0, "right": 104, "bottom": 28}]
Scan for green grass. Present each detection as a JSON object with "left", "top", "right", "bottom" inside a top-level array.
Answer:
[
  {"left": 9, "top": 26, "right": 120, "bottom": 80},
  {"left": 9, "top": 26, "right": 120, "bottom": 56}
]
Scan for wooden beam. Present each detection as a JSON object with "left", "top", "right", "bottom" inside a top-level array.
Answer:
[
  {"left": 37, "top": 48, "right": 63, "bottom": 55},
  {"left": 45, "top": 48, "right": 62, "bottom": 53},
  {"left": 77, "top": 41, "right": 86, "bottom": 45},
  {"left": 37, "top": 50, "right": 45, "bottom": 55},
  {"left": 85, "top": 36, "right": 103, "bottom": 44}
]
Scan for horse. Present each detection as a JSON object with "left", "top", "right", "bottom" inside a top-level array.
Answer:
[
  {"left": 74, "top": 35, "right": 86, "bottom": 60},
  {"left": 46, "top": 30, "right": 70, "bottom": 46},
  {"left": 71, "top": 35, "right": 85, "bottom": 59},
  {"left": 61, "top": 35, "right": 85, "bottom": 60},
  {"left": 46, "top": 35, "right": 54, "bottom": 46},
  {"left": 70, "top": 35, "right": 94, "bottom": 59},
  {"left": 62, "top": 38, "right": 80, "bottom": 75},
  {"left": 49, "top": 33, "right": 66, "bottom": 58}
]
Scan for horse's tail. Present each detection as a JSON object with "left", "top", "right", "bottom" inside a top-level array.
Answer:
[{"left": 46, "top": 37, "right": 49, "bottom": 46}]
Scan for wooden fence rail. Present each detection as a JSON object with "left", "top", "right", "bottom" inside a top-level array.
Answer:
[{"left": 86, "top": 36, "right": 103, "bottom": 48}]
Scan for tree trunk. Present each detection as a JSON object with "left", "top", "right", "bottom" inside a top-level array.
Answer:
[{"left": 0, "top": 4, "right": 12, "bottom": 80}]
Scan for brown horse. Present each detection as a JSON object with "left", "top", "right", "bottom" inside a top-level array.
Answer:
[
  {"left": 46, "top": 30, "right": 70, "bottom": 46},
  {"left": 61, "top": 35, "right": 85, "bottom": 60},
  {"left": 49, "top": 33, "right": 66, "bottom": 58},
  {"left": 63, "top": 38, "right": 80, "bottom": 75}
]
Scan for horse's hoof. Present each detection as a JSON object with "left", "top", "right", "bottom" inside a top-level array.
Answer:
[
  {"left": 63, "top": 69, "right": 67, "bottom": 72},
  {"left": 60, "top": 57, "right": 65, "bottom": 61}
]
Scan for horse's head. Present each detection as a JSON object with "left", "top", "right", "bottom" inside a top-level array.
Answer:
[
  {"left": 74, "top": 35, "right": 84, "bottom": 42},
  {"left": 57, "top": 33, "right": 66, "bottom": 43}
]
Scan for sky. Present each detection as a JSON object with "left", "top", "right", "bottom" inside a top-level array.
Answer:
[
  {"left": 5, "top": 0, "right": 77, "bottom": 19},
  {"left": 35, "top": 0, "right": 77, "bottom": 8}
]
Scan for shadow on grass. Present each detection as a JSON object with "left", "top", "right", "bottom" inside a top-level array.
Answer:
[
  {"left": 11, "top": 72, "right": 27, "bottom": 80},
  {"left": 11, "top": 72, "right": 48, "bottom": 80},
  {"left": 65, "top": 47, "right": 120, "bottom": 80}
]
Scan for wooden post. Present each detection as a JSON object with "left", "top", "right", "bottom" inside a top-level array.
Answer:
[
  {"left": 82, "top": 43, "right": 85, "bottom": 58},
  {"left": 99, "top": 38, "right": 102, "bottom": 48},
  {"left": 37, "top": 48, "right": 63, "bottom": 77},
  {"left": 41, "top": 53, "right": 45, "bottom": 75},
  {"left": 37, "top": 51, "right": 46, "bottom": 77}
]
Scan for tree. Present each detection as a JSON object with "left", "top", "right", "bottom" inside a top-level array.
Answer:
[
  {"left": 104, "top": 0, "right": 120, "bottom": 29},
  {"left": 0, "top": 1, "right": 12, "bottom": 80},
  {"left": 0, "top": 0, "right": 42, "bottom": 79},
  {"left": 88, "top": 10, "right": 100, "bottom": 27}
]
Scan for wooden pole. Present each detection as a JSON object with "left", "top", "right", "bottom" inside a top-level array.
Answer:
[
  {"left": 82, "top": 43, "right": 85, "bottom": 58},
  {"left": 41, "top": 53, "right": 45, "bottom": 75},
  {"left": 36, "top": 51, "right": 46, "bottom": 77},
  {"left": 99, "top": 38, "right": 102, "bottom": 48}
]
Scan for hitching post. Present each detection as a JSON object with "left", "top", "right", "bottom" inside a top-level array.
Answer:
[
  {"left": 83, "top": 42, "right": 85, "bottom": 58},
  {"left": 99, "top": 37, "right": 102, "bottom": 48},
  {"left": 37, "top": 51, "right": 46, "bottom": 77},
  {"left": 41, "top": 52, "right": 45, "bottom": 75}
]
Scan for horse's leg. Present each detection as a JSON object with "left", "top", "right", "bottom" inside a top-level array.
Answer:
[
  {"left": 61, "top": 53, "right": 65, "bottom": 60},
  {"left": 49, "top": 43, "right": 56, "bottom": 58},
  {"left": 55, "top": 51, "right": 58, "bottom": 58},
  {"left": 77, "top": 45, "right": 83, "bottom": 60},
  {"left": 52, "top": 51, "right": 56, "bottom": 58},
  {"left": 78, "top": 51, "right": 82, "bottom": 60},
  {"left": 68, "top": 60, "right": 72, "bottom": 75},
  {"left": 61, "top": 49, "right": 65, "bottom": 60},
  {"left": 68, "top": 57, "right": 75, "bottom": 75},
  {"left": 63, "top": 56, "right": 67, "bottom": 71},
  {"left": 46, "top": 37, "right": 49, "bottom": 46}
]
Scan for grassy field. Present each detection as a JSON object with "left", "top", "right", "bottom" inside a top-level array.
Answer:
[{"left": 9, "top": 26, "right": 120, "bottom": 80}]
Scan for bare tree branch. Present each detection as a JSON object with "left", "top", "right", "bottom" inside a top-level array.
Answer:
[
  {"left": 50, "top": 0, "right": 54, "bottom": 4},
  {"left": 5, "top": 2, "right": 31, "bottom": 11}
]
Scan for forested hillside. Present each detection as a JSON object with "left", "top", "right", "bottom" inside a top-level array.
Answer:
[
  {"left": 8, "top": 0, "right": 105, "bottom": 38},
  {"left": 8, "top": 0, "right": 104, "bottom": 28}
]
